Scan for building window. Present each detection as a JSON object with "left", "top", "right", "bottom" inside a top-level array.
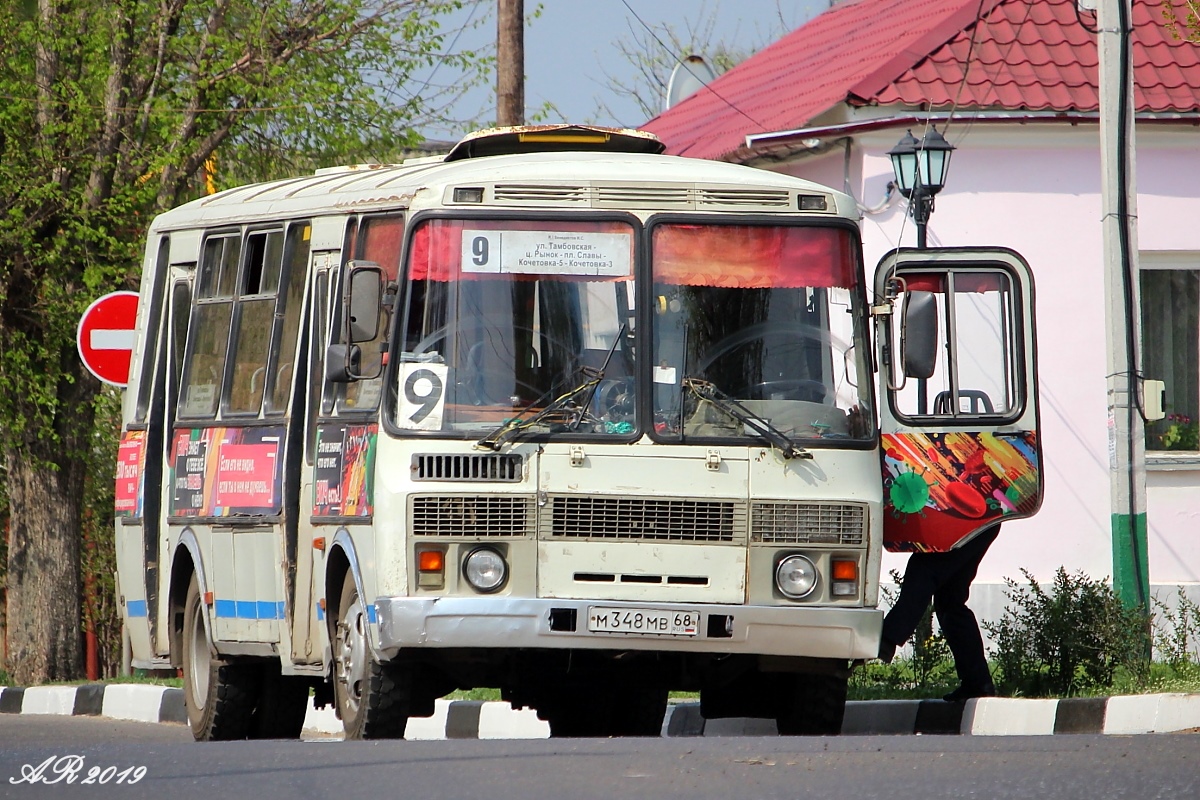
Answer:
[{"left": 1141, "top": 256, "right": 1199, "bottom": 452}]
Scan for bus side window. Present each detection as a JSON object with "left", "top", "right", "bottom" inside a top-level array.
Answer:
[
  {"left": 226, "top": 229, "right": 284, "bottom": 415},
  {"left": 308, "top": 269, "right": 331, "bottom": 464},
  {"left": 266, "top": 223, "right": 312, "bottom": 414},
  {"left": 180, "top": 234, "right": 238, "bottom": 418},
  {"left": 335, "top": 215, "right": 402, "bottom": 413},
  {"left": 133, "top": 237, "right": 171, "bottom": 423}
]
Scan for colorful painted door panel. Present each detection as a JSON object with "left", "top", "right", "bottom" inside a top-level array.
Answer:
[{"left": 875, "top": 247, "right": 1043, "bottom": 552}]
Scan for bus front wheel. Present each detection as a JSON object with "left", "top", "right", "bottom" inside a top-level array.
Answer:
[
  {"left": 181, "top": 577, "right": 259, "bottom": 740},
  {"left": 333, "top": 571, "right": 410, "bottom": 739}
]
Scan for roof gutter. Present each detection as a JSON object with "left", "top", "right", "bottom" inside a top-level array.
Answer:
[{"left": 732, "top": 110, "right": 1200, "bottom": 163}]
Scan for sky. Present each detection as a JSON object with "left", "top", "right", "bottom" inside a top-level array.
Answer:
[{"left": 420, "top": 0, "right": 831, "bottom": 140}]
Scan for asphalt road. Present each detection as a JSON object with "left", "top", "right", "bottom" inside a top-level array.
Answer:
[{"left": 0, "top": 715, "right": 1195, "bottom": 800}]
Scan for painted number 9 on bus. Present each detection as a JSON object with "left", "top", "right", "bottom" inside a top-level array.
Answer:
[{"left": 397, "top": 363, "right": 448, "bottom": 430}]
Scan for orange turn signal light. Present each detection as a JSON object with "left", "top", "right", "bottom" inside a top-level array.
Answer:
[
  {"left": 418, "top": 550, "right": 445, "bottom": 573},
  {"left": 831, "top": 560, "right": 858, "bottom": 581}
]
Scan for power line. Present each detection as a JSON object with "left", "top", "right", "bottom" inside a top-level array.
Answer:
[{"left": 619, "top": 0, "right": 767, "bottom": 128}]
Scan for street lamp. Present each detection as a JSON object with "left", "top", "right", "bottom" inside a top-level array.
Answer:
[{"left": 888, "top": 126, "right": 956, "bottom": 248}]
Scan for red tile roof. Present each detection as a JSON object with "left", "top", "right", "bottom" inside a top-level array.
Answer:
[{"left": 642, "top": 0, "right": 1200, "bottom": 160}]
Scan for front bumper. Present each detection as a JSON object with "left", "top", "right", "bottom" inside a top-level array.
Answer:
[{"left": 375, "top": 596, "right": 882, "bottom": 661}]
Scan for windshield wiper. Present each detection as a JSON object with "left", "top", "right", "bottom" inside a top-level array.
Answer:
[
  {"left": 682, "top": 378, "right": 812, "bottom": 460},
  {"left": 474, "top": 376, "right": 600, "bottom": 452},
  {"left": 475, "top": 326, "right": 626, "bottom": 452}
]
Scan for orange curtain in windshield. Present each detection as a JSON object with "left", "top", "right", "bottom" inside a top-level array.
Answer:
[{"left": 652, "top": 224, "right": 856, "bottom": 289}]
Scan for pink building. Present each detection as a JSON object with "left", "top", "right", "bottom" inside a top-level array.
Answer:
[{"left": 644, "top": 0, "right": 1200, "bottom": 618}]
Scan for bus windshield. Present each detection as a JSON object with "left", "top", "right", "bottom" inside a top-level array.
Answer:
[
  {"left": 396, "top": 218, "right": 637, "bottom": 435},
  {"left": 650, "top": 223, "right": 874, "bottom": 443}
]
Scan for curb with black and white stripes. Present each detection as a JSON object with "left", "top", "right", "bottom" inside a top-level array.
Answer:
[{"left": 3, "top": 684, "right": 1198, "bottom": 737}]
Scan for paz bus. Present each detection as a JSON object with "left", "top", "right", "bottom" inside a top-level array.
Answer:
[{"left": 112, "top": 125, "right": 1042, "bottom": 740}]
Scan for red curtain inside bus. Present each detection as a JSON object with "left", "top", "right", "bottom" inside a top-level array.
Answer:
[{"left": 652, "top": 224, "right": 857, "bottom": 289}]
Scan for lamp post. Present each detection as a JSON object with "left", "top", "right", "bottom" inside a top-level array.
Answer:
[{"left": 888, "top": 126, "right": 956, "bottom": 249}]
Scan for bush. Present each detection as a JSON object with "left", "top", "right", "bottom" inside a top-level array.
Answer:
[
  {"left": 1152, "top": 589, "right": 1200, "bottom": 673},
  {"left": 983, "top": 568, "right": 1149, "bottom": 697}
]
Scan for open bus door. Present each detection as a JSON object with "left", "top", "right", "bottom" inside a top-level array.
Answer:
[{"left": 874, "top": 247, "right": 1043, "bottom": 553}]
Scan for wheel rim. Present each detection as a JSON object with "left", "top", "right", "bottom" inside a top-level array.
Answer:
[
  {"left": 336, "top": 590, "right": 368, "bottom": 715},
  {"left": 187, "top": 597, "right": 209, "bottom": 709}
]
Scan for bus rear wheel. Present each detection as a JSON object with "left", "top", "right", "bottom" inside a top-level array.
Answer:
[
  {"left": 333, "top": 572, "right": 410, "bottom": 739},
  {"left": 181, "top": 578, "right": 259, "bottom": 740}
]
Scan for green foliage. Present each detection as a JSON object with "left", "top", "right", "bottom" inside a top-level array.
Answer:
[
  {"left": 983, "top": 568, "right": 1150, "bottom": 697},
  {"left": 0, "top": 0, "right": 488, "bottom": 683},
  {"left": 1162, "top": 0, "right": 1200, "bottom": 44},
  {"left": 1154, "top": 414, "right": 1199, "bottom": 451},
  {"left": 1152, "top": 589, "right": 1200, "bottom": 673}
]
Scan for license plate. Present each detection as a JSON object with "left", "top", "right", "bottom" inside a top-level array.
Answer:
[{"left": 586, "top": 607, "right": 699, "bottom": 637}]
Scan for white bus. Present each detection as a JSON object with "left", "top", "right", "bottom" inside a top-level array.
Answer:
[{"left": 113, "top": 125, "right": 1043, "bottom": 740}]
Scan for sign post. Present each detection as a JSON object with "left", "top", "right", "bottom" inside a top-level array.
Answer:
[{"left": 77, "top": 291, "right": 140, "bottom": 387}]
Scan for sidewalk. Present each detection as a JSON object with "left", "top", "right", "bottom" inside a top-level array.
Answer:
[{"left": 3, "top": 684, "right": 1198, "bottom": 737}]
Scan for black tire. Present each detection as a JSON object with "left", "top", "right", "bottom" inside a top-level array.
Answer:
[
  {"left": 251, "top": 664, "right": 310, "bottom": 739},
  {"left": 181, "top": 578, "right": 259, "bottom": 741},
  {"left": 775, "top": 672, "right": 848, "bottom": 736},
  {"left": 333, "top": 571, "right": 410, "bottom": 740},
  {"left": 611, "top": 687, "right": 669, "bottom": 737}
]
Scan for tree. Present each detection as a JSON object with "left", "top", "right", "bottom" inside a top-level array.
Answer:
[
  {"left": 0, "top": 0, "right": 486, "bottom": 686},
  {"left": 592, "top": 1, "right": 806, "bottom": 126},
  {"left": 1162, "top": 0, "right": 1200, "bottom": 43}
]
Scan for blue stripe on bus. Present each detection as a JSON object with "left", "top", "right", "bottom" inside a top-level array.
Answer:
[
  {"left": 126, "top": 600, "right": 148, "bottom": 618},
  {"left": 213, "top": 599, "right": 286, "bottom": 620},
  {"left": 313, "top": 603, "right": 374, "bottom": 623}
]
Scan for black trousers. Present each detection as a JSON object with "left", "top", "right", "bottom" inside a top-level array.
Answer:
[{"left": 881, "top": 524, "right": 1000, "bottom": 691}]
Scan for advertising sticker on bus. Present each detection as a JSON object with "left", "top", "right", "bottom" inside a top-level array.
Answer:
[
  {"left": 313, "top": 424, "right": 377, "bottom": 517},
  {"left": 114, "top": 430, "right": 147, "bottom": 518}
]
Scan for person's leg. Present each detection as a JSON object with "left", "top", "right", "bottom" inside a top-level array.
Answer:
[
  {"left": 880, "top": 553, "right": 940, "bottom": 657},
  {"left": 933, "top": 526, "right": 999, "bottom": 696}
]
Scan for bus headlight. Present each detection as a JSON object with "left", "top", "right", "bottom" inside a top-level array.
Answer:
[
  {"left": 463, "top": 548, "right": 508, "bottom": 593},
  {"left": 775, "top": 554, "right": 818, "bottom": 599}
]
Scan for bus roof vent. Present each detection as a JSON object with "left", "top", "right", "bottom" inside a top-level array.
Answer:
[
  {"left": 493, "top": 184, "right": 589, "bottom": 204},
  {"left": 412, "top": 453, "right": 524, "bottom": 482},
  {"left": 698, "top": 188, "right": 792, "bottom": 209},
  {"left": 595, "top": 185, "right": 691, "bottom": 208}
]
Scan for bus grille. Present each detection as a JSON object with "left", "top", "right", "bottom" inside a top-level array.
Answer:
[
  {"left": 543, "top": 495, "right": 744, "bottom": 543},
  {"left": 410, "top": 495, "right": 535, "bottom": 538},
  {"left": 751, "top": 502, "right": 866, "bottom": 546},
  {"left": 411, "top": 453, "right": 523, "bottom": 482}
]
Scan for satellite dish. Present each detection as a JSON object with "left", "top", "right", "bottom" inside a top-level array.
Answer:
[{"left": 664, "top": 55, "right": 717, "bottom": 112}]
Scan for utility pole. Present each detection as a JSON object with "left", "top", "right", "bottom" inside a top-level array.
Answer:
[
  {"left": 1096, "top": 0, "right": 1150, "bottom": 615},
  {"left": 497, "top": 0, "right": 525, "bottom": 126}
]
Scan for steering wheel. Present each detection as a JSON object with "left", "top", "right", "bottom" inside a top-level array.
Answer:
[
  {"left": 696, "top": 322, "right": 831, "bottom": 373},
  {"left": 739, "top": 379, "right": 828, "bottom": 403},
  {"left": 413, "top": 325, "right": 577, "bottom": 407}
]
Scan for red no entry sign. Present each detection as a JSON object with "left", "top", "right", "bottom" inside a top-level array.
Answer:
[{"left": 77, "top": 291, "right": 140, "bottom": 387}]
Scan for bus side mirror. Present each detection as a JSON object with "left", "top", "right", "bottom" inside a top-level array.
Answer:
[
  {"left": 901, "top": 290, "right": 939, "bottom": 379},
  {"left": 325, "top": 344, "right": 362, "bottom": 383},
  {"left": 345, "top": 261, "right": 383, "bottom": 344}
]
